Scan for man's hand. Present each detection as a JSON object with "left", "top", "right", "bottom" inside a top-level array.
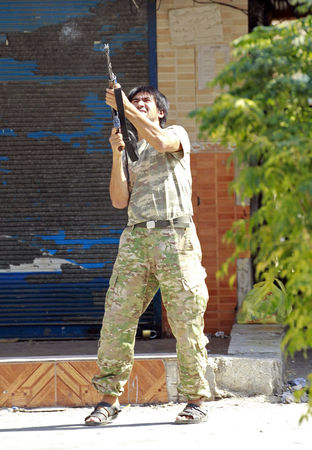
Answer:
[
  {"left": 106, "top": 83, "right": 129, "bottom": 111},
  {"left": 109, "top": 127, "right": 125, "bottom": 153}
]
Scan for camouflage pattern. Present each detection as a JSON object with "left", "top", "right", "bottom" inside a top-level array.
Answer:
[
  {"left": 126, "top": 125, "right": 194, "bottom": 225},
  {"left": 92, "top": 222, "right": 211, "bottom": 400}
]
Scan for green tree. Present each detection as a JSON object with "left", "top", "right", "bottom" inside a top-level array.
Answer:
[{"left": 191, "top": 5, "right": 312, "bottom": 419}]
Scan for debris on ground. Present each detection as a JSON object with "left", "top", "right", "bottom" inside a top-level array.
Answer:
[{"left": 280, "top": 378, "right": 309, "bottom": 404}]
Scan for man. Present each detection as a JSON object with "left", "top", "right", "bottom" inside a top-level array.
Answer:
[{"left": 85, "top": 84, "right": 211, "bottom": 425}]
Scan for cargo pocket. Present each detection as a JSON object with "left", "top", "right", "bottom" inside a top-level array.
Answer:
[
  {"left": 181, "top": 265, "right": 207, "bottom": 292},
  {"left": 180, "top": 266, "right": 209, "bottom": 316}
]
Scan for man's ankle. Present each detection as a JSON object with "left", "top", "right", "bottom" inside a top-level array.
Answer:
[
  {"left": 189, "top": 398, "right": 203, "bottom": 407},
  {"left": 101, "top": 395, "right": 119, "bottom": 407}
]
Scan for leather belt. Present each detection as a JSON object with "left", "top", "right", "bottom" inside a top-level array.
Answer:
[{"left": 133, "top": 216, "right": 190, "bottom": 229}]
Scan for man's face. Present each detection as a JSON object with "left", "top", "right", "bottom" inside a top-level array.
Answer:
[{"left": 131, "top": 92, "right": 164, "bottom": 124}]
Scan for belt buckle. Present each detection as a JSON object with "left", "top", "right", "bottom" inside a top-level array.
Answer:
[{"left": 146, "top": 220, "right": 156, "bottom": 229}]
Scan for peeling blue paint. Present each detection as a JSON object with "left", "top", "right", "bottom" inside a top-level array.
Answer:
[
  {"left": 27, "top": 92, "right": 112, "bottom": 153},
  {"left": 0, "top": 58, "right": 106, "bottom": 83},
  {"left": 86, "top": 145, "right": 108, "bottom": 154},
  {"left": 0, "top": 271, "right": 110, "bottom": 338},
  {"left": 0, "top": 153, "right": 10, "bottom": 186},
  {"left": 28, "top": 229, "right": 121, "bottom": 270},
  {"left": 0, "top": 272, "right": 108, "bottom": 286},
  {"left": 108, "top": 229, "right": 123, "bottom": 235},
  {"left": 81, "top": 262, "right": 105, "bottom": 269},
  {"left": 35, "top": 230, "right": 120, "bottom": 248},
  {"left": 0, "top": 1, "right": 100, "bottom": 32},
  {"left": 28, "top": 130, "right": 73, "bottom": 142},
  {"left": 98, "top": 225, "right": 123, "bottom": 235},
  {"left": 82, "top": 92, "right": 107, "bottom": 118},
  {"left": 39, "top": 75, "right": 106, "bottom": 84},
  {"left": 94, "top": 26, "right": 147, "bottom": 56},
  {"left": 108, "top": 26, "right": 148, "bottom": 54},
  {"left": 100, "top": 24, "right": 115, "bottom": 33},
  {"left": 47, "top": 249, "right": 57, "bottom": 255},
  {"left": 1, "top": 128, "right": 16, "bottom": 136},
  {"left": 0, "top": 0, "right": 159, "bottom": 340}
]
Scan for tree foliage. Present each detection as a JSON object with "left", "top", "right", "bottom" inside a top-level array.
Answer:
[{"left": 191, "top": 11, "right": 312, "bottom": 417}]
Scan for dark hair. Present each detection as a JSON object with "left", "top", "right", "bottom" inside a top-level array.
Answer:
[{"left": 127, "top": 86, "right": 169, "bottom": 128}]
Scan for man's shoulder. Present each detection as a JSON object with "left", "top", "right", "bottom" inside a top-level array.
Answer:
[
  {"left": 165, "top": 124, "right": 187, "bottom": 133},
  {"left": 165, "top": 124, "right": 190, "bottom": 140},
  {"left": 165, "top": 125, "right": 190, "bottom": 155}
]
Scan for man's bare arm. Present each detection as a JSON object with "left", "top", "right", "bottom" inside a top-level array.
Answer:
[
  {"left": 106, "top": 87, "right": 181, "bottom": 154},
  {"left": 109, "top": 128, "right": 129, "bottom": 209}
]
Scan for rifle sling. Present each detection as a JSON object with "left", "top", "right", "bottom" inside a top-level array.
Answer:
[{"left": 114, "top": 88, "right": 138, "bottom": 162}]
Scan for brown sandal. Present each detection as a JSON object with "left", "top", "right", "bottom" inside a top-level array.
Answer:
[{"left": 85, "top": 402, "right": 121, "bottom": 426}]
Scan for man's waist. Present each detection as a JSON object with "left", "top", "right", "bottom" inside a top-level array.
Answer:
[{"left": 132, "top": 215, "right": 191, "bottom": 229}]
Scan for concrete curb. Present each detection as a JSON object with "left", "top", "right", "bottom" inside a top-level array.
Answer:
[{"left": 164, "top": 324, "right": 285, "bottom": 401}]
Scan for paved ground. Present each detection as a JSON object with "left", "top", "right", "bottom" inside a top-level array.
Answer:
[
  {"left": 1, "top": 335, "right": 311, "bottom": 449},
  {"left": 0, "top": 396, "right": 311, "bottom": 450},
  {"left": 0, "top": 336, "right": 230, "bottom": 358}
]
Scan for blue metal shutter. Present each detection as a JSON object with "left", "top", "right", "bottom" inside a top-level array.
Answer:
[{"left": 0, "top": 0, "right": 160, "bottom": 339}]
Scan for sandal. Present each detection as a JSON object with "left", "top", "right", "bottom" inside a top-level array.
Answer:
[
  {"left": 85, "top": 402, "right": 121, "bottom": 426},
  {"left": 175, "top": 403, "right": 208, "bottom": 424}
]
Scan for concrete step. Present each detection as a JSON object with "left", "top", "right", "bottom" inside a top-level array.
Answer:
[
  {"left": 0, "top": 324, "right": 285, "bottom": 408},
  {"left": 210, "top": 323, "right": 285, "bottom": 397}
]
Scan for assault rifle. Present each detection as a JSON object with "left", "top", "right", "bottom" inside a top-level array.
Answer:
[{"left": 102, "top": 43, "right": 138, "bottom": 162}]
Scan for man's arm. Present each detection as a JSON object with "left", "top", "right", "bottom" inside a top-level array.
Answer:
[
  {"left": 109, "top": 128, "right": 129, "bottom": 209},
  {"left": 106, "top": 87, "right": 182, "bottom": 154}
]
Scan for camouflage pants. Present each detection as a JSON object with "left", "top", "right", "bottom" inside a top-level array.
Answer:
[{"left": 92, "top": 222, "right": 211, "bottom": 400}]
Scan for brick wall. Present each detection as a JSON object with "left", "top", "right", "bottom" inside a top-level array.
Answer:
[
  {"left": 157, "top": 0, "right": 249, "bottom": 335},
  {"left": 191, "top": 153, "right": 249, "bottom": 334}
]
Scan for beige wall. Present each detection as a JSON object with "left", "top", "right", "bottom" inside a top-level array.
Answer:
[
  {"left": 157, "top": 0, "right": 248, "bottom": 151},
  {"left": 157, "top": 1, "right": 249, "bottom": 334}
]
